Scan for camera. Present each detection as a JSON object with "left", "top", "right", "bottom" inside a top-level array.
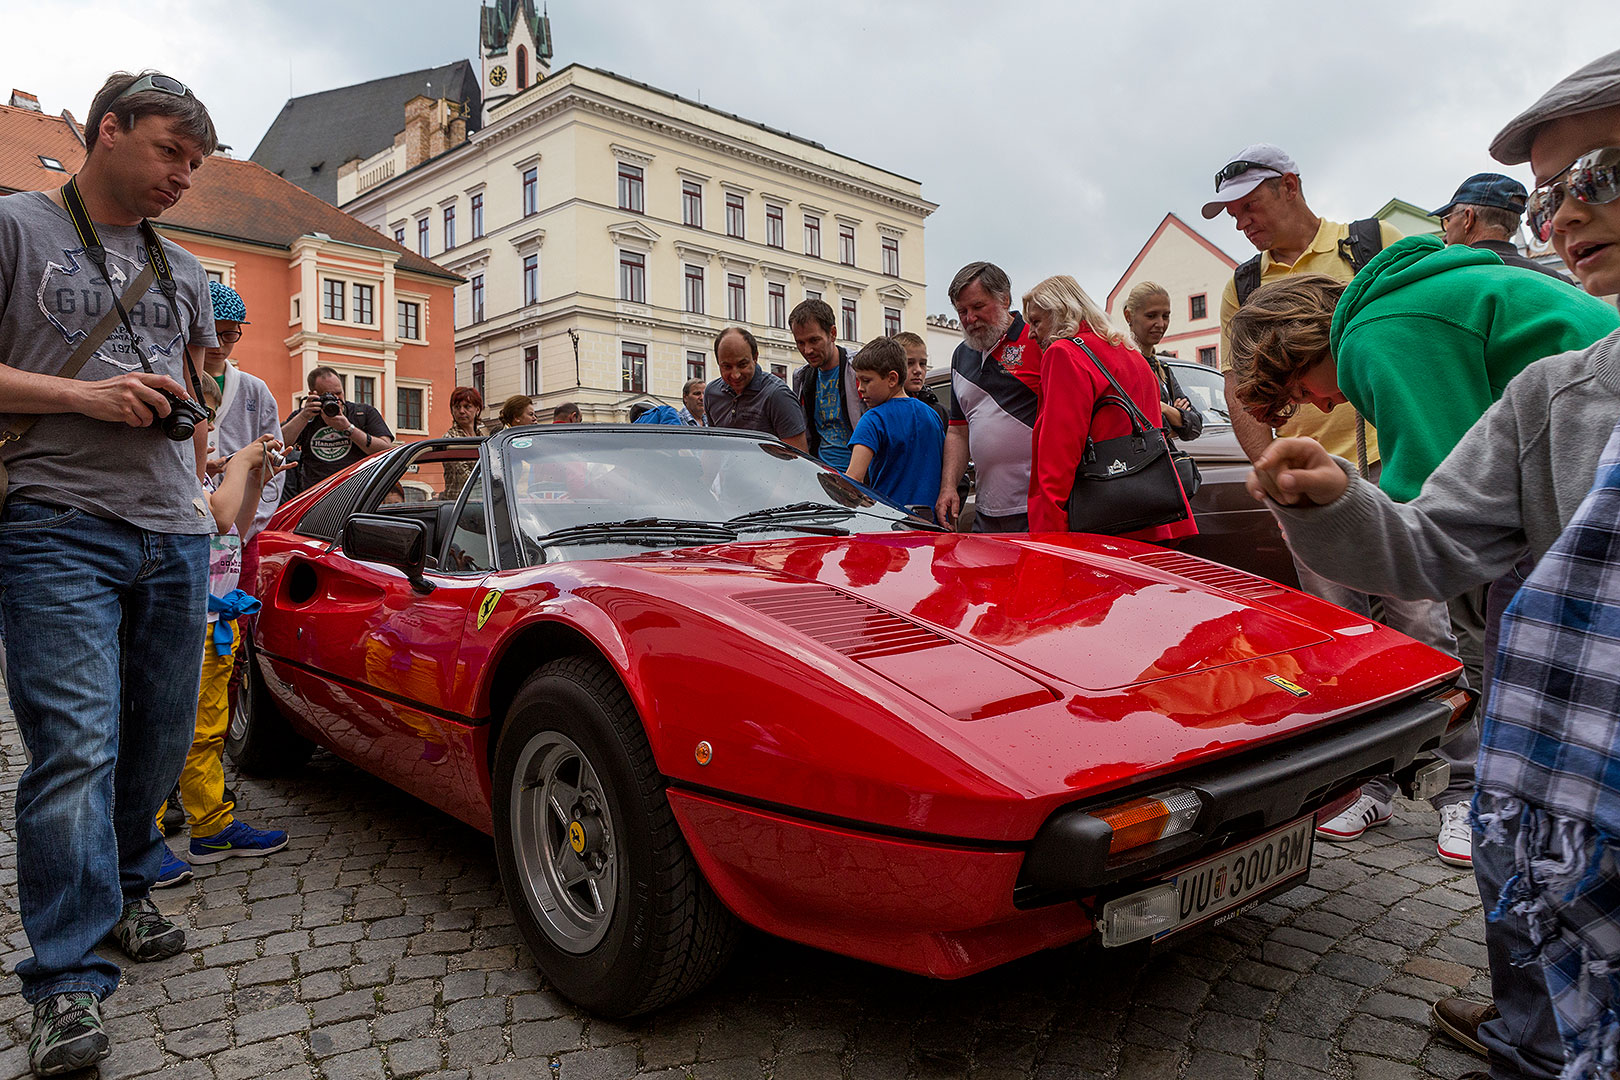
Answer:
[
  {"left": 158, "top": 390, "right": 210, "bottom": 442},
  {"left": 320, "top": 392, "right": 343, "bottom": 418}
]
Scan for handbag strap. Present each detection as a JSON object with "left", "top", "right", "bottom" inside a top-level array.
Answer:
[{"left": 1067, "top": 337, "right": 1156, "bottom": 434}]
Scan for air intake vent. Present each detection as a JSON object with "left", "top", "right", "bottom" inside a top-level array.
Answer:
[
  {"left": 737, "top": 587, "right": 949, "bottom": 660},
  {"left": 1131, "top": 550, "right": 1285, "bottom": 600}
]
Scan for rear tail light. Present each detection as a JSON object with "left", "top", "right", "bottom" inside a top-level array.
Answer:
[{"left": 1091, "top": 788, "right": 1202, "bottom": 855}]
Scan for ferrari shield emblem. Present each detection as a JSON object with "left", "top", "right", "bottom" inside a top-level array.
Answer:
[
  {"left": 1000, "top": 344, "right": 1025, "bottom": 370},
  {"left": 1265, "top": 674, "right": 1309, "bottom": 698},
  {"left": 476, "top": 590, "right": 503, "bottom": 630}
]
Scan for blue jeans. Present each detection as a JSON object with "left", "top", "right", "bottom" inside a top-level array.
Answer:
[
  {"left": 1474, "top": 815, "right": 1564, "bottom": 1080},
  {"left": 0, "top": 500, "right": 207, "bottom": 1003}
]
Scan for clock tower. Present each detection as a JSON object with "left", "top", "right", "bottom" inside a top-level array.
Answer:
[{"left": 480, "top": 0, "right": 554, "bottom": 124}]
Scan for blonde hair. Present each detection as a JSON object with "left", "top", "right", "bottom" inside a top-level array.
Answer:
[
  {"left": 1021, "top": 275, "right": 1127, "bottom": 347},
  {"left": 1122, "top": 281, "right": 1170, "bottom": 316},
  {"left": 1227, "top": 274, "right": 1344, "bottom": 428}
]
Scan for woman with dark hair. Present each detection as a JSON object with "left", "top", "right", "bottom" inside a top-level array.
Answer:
[
  {"left": 499, "top": 395, "right": 538, "bottom": 429},
  {"left": 441, "top": 386, "right": 484, "bottom": 497}
]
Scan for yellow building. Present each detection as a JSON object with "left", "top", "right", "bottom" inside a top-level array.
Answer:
[{"left": 341, "top": 33, "right": 934, "bottom": 423}]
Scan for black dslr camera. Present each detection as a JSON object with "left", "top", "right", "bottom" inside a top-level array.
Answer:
[
  {"left": 158, "top": 389, "right": 210, "bottom": 442},
  {"left": 320, "top": 392, "right": 343, "bottom": 418}
]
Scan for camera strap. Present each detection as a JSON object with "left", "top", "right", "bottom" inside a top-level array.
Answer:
[{"left": 59, "top": 178, "right": 213, "bottom": 415}]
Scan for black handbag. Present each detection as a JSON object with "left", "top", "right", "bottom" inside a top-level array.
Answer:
[
  {"left": 1063, "top": 338, "right": 1191, "bottom": 535},
  {"left": 1171, "top": 446, "right": 1202, "bottom": 498}
]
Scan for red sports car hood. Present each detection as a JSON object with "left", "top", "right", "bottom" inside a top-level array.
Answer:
[{"left": 706, "top": 532, "right": 1331, "bottom": 692}]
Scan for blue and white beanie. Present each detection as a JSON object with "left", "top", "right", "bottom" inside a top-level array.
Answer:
[{"left": 208, "top": 280, "right": 250, "bottom": 324}]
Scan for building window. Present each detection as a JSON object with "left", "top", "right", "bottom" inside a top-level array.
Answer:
[
  {"left": 882, "top": 236, "right": 900, "bottom": 276},
  {"left": 686, "top": 351, "right": 705, "bottom": 383},
  {"left": 38, "top": 155, "right": 63, "bottom": 171},
  {"left": 470, "top": 274, "right": 485, "bottom": 322},
  {"left": 524, "top": 345, "right": 539, "bottom": 395},
  {"left": 766, "top": 203, "right": 784, "bottom": 249},
  {"left": 838, "top": 224, "right": 856, "bottom": 266},
  {"left": 417, "top": 217, "right": 429, "bottom": 257},
  {"left": 397, "top": 386, "right": 424, "bottom": 432},
  {"left": 517, "top": 45, "right": 529, "bottom": 89},
  {"left": 726, "top": 274, "right": 746, "bottom": 322},
  {"left": 205, "top": 269, "right": 224, "bottom": 284},
  {"left": 725, "top": 192, "right": 745, "bottom": 239},
  {"left": 472, "top": 359, "right": 485, "bottom": 400},
  {"left": 322, "top": 279, "right": 345, "bottom": 321},
  {"left": 770, "top": 363, "right": 787, "bottom": 381},
  {"left": 352, "top": 375, "right": 376, "bottom": 408},
  {"left": 397, "top": 300, "right": 421, "bottom": 340},
  {"left": 621, "top": 342, "right": 647, "bottom": 393},
  {"left": 1190, "top": 293, "right": 1208, "bottom": 320},
  {"left": 841, "top": 298, "right": 857, "bottom": 341},
  {"left": 684, "top": 264, "right": 705, "bottom": 314},
  {"left": 884, "top": 307, "right": 901, "bottom": 337},
  {"left": 1199, "top": 345, "right": 1218, "bottom": 366},
  {"left": 804, "top": 214, "right": 821, "bottom": 258},
  {"left": 522, "top": 253, "right": 539, "bottom": 306},
  {"left": 393, "top": 226, "right": 405, "bottom": 246},
  {"left": 618, "top": 163, "right": 644, "bottom": 213},
  {"left": 443, "top": 204, "right": 456, "bottom": 250},
  {"left": 470, "top": 192, "right": 484, "bottom": 238},
  {"left": 682, "top": 181, "right": 703, "bottom": 228},
  {"left": 522, "top": 167, "right": 538, "bottom": 217},
  {"left": 768, "top": 282, "right": 786, "bottom": 329},
  {"left": 353, "top": 284, "right": 374, "bottom": 326},
  {"left": 619, "top": 251, "right": 646, "bottom": 303},
  {"left": 805, "top": 289, "right": 821, "bottom": 303}
]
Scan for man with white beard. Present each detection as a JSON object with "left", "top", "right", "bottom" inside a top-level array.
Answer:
[{"left": 934, "top": 262, "right": 1044, "bottom": 531}]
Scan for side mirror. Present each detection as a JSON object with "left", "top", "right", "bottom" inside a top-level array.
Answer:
[{"left": 341, "top": 514, "right": 435, "bottom": 594}]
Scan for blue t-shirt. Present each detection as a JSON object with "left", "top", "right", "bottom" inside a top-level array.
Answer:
[
  {"left": 849, "top": 396, "right": 945, "bottom": 514},
  {"left": 814, "top": 366, "right": 852, "bottom": 469}
]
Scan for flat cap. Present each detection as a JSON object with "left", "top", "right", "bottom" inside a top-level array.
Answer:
[{"left": 1491, "top": 48, "right": 1620, "bottom": 165}]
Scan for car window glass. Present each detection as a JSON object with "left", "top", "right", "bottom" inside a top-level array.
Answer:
[
  {"left": 445, "top": 473, "right": 493, "bottom": 574},
  {"left": 1167, "top": 363, "right": 1230, "bottom": 423},
  {"left": 354, "top": 444, "right": 482, "bottom": 571}
]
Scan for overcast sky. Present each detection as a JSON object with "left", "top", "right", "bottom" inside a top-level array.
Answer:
[{"left": 6, "top": 1, "right": 1618, "bottom": 314}]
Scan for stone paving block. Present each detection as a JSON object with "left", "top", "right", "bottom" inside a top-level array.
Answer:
[
  {"left": 311, "top": 922, "right": 367, "bottom": 947},
  {"left": 156, "top": 993, "right": 229, "bottom": 1031},
  {"left": 690, "top": 1059, "right": 767, "bottom": 1080},
  {"left": 1402, "top": 956, "right": 1474, "bottom": 988},
  {"left": 1317, "top": 952, "right": 1394, "bottom": 987},
  {"left": 320, "top": 1046, "right": 388, "bottom": 1080},
  {"left": 235, "top": 981, "right": 299, "bottom": 1012},
  {"left": 1348, "top": 1053, "right": 1427, "bottom": 1080},
  {"left": 1114, "top": 1044, "right": 1180, "bottom": 1080},
  {"left": 96, "top": 1037, "right": 166, "bottom": 1078},
  {"left": 1265, "top": 1030, "right": 1333, "bottom": 1070},
  {"left": 239, "top": 954, "right": 295, "bottom": 986},
  {"left": 211, "top": 1034, "right": 308, "bottom": 1080},
  {"left": 1361, "top": 991, "right": 1437, "bottom": 1027},
  {"left": 384, "top": 1037, "right": 443, "bottom": 1078},
  {"left": 233, "top": 1001, "right": 311, "bottom": 1044},
  {"left": 1185, "top": 1048, "right": 1254, "bottom": 1080},
  {"left": 1193, "top": 1011, "right": 1263, "bottom": 1058},
  {"left": 298, "top": 969, "right": 343, "bottom": 1001},
  {"left": 372, "top": 1003, "right": 438, "bottom": 1042},
  {"left": 1340, "top": 1015, "right": 1430, "bottom": 1061},
  {"left": 512, "top": 1016, "right": 587, "bottom": 1058},
  {"left": 446, "top": 1025, "right": 508, "bottom": 1066},
  {"left": 309, "top": 1018, "right": 373, "bottom": 1058},
  {"left": 770, "top": 1049, "right": 843, "bottom": 1080},
  {"left": 311, "top": 988, "right": 379, "bottom": 1025}
]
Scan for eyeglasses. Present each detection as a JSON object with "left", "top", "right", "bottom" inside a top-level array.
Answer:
[
  {"left": 1215, "top": 160, "right": 1282, "bottom": 190},
  {"left": 215, "top": 329, "right": 243, "bottom": 344},
  {"left": 1527, "top": 147, "right": 1620, "bottom": 242},
  {"left": 112, "top": 74, "right": 192, "bottom": 105}
]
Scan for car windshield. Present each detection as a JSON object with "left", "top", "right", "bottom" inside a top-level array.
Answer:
[
  {"left": 1167, "top": 362, "right": 1231, "bottom": 424},
  {"left": 498, "top": 427, "right": 923, "bottom": 564}
]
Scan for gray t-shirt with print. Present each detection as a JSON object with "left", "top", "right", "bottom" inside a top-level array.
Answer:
[{"left": 0, "top": 189, "right": 217, "bottom": 533}]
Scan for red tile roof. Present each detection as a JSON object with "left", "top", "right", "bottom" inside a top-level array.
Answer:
[{"left": 0, "top": 103, "right": 84, "bottom": 194}]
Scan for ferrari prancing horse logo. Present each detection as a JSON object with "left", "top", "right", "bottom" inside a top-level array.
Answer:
[
  {"left": 1265, "top": 674, "right": 1310, "bottom": 697},
  {"left": 476, "top": 590, "right": 503, "bottom": 630}
]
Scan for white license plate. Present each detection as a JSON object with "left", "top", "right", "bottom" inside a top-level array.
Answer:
[{"left": 1157, "top": 816, "right": 1314, "bottom": 939}]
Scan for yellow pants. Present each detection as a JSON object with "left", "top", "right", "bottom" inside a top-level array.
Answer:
[{"left": 158, "top": 623, "right": 238, "bottom": 839}]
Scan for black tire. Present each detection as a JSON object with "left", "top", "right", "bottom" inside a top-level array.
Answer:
[
  {"left": 225, "top": 636, "right": 314, "bottom": 776},
  {"left": 492, "top": 655, "right": 739, "bottom": 1016}
]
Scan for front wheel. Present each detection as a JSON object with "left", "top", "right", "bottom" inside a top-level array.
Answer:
[
  {"left": 492, "top": 655, "right": 739, "bottom": 1016},
  {"left": 225, "top": 636, "right": 313, "bottom": 776}
]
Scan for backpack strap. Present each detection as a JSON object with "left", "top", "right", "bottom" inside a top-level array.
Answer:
[
  {"left": 1339, "top": 217, "right": 1385, "bottom": 273},
  {"left": 1233, "top": 254, "right": 1263, "bottom": 306}
]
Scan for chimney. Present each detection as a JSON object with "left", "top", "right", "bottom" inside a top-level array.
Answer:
[
  {"left": 9, "top": 90, "right": 41, "bottom": 112},
  {"left": 402, "top": 95, "right": 435, "bottom": 169}
]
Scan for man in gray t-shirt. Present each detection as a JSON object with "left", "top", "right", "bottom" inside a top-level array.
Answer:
[
  {"left": 703, "top": 326, "right": 807, "bottom": 450},
  {"left": 0, "top": 71, "right": 221, "bottom": 1077}
]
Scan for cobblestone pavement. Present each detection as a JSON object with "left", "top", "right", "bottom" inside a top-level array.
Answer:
[{"left": 0, "top": 690, "right": 1492, "bottom": 1080}]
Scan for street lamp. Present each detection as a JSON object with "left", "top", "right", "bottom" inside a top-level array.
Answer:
[{"left": 567, "top": 328, "right": 579, "bottom": 390}]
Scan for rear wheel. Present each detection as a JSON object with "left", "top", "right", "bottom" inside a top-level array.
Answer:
[
  {"left": 225, "top": 636, "right": 313, "bottom": 775},
  {"left": 492, "top": 655, "right": 739, "bottom": 1016}
]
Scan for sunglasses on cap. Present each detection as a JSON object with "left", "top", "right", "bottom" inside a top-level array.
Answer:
[
  {"left": 1214, "top": 160, "right": 1282, "bottom": 190},
  {"left": 112, "top": 73, "right": 192, "bottom": 104},
  {"left": 1527, "top": 147, "right": 1620, "bottom": 242}
]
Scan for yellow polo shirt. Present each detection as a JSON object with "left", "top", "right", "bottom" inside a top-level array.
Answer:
[{"left": 1219, "top": 217, "right": 1403, "bottom": 464}]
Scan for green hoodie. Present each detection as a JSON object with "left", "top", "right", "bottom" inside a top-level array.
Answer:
[{"left": 1329, "top": 234, "right": 1619, "bottom": 503}]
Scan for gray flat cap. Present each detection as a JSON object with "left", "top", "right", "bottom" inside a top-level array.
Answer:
[{"left": 1491, "top": 48, "right": 1620, "bottom": 164}]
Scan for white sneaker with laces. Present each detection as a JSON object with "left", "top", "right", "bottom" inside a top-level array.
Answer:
[
  {"left": 1436, "top": 802, "right": 1473, "bottom": 867},
  {"left": 1315, "top": 792, "right": 1394, "bottom": 841}
]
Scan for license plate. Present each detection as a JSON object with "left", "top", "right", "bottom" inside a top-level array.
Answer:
[{"left": 1157, "top": 816, "right": 1314, "bottom": 939}]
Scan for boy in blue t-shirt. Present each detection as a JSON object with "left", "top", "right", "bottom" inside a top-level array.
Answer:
[{"left": 846, "top": 337, "right": 946, "bottom": 518}]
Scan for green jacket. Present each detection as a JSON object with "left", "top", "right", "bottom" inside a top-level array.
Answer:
[{"left": 1330, "top": 234, "right": 1619, "bottom": 503}]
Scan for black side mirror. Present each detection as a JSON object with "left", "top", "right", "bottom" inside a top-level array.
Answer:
[{"left": 341, "top": 514, "right": 436, "bottom": 594}]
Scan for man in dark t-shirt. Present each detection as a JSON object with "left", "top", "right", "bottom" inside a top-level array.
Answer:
[{"left": 280, "top": 366, "right": 394, "bottom": 498}]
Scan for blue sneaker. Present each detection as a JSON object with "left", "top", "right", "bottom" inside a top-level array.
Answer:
[
  {"left": 188, "top": 820, "right": 289, "bottom": 865},
  {"left": 154, "top": 847, "right": 193, "bottom": 889}
]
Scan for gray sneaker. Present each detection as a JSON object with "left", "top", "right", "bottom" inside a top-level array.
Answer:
[
  {"left": 28, "top": 992, "right": 110, "bottom": 1076},
  {"left": 109, "top": 897, "right": 185, "bottom": 961}
]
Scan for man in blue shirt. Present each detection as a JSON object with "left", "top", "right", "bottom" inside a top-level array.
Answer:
[
  {"left": 846, "top": 338, "right": 944, "bottom": 517},
  {"left": 789, "top": 299, "right": 864, "bottom": 467}
]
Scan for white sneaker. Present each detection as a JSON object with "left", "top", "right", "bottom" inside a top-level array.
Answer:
[
  {"left": 1436, "top": 802, "right": 1473, "bottom": 867},
  {"left": 1315, "top": 792, "right": 1393, "bottom": 841}
]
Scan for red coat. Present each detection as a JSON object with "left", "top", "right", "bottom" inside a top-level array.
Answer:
[{"left": 1027, "top": 328, "right": 1197, "bottom": 541}]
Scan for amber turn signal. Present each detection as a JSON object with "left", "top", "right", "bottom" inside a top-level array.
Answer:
[{"left": 1090, "top": 788, "right": 1202, "bottom": 855}]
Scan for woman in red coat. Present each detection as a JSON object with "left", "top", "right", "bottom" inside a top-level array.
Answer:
[{"left": 1023, "top": 274, "right": 1196, "bottom": 542}]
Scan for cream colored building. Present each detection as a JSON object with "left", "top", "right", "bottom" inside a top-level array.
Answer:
[
  {"left": 1106, "top": 213, "right": 1236, "bottom": 367},
  {"left": 341, "top": 58, "right": 935, "bottom": 423}
]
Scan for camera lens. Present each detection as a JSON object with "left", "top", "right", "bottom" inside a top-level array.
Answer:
[{"left": 321, "top": 393, "right": 342, "bottom": 418}]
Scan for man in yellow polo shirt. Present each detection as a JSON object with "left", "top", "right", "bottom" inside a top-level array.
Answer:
[{"left": 1204, "top": 145, "right": 1464, "bottom": 860}]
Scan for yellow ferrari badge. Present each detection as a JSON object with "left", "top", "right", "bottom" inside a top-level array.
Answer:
[
  {"left": 1264, "top": 674, "right": 1310, "bottom": 698},
  {"left": 568, "top": 821, "right": 586, "bottom": 854},
  {"left": 476, "top": 589, "right": 503, "bottom": 630}
]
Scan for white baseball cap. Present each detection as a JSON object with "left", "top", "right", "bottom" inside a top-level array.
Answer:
[{"left": 1201, "top": 144, "right": 1299, "bottom": 219}]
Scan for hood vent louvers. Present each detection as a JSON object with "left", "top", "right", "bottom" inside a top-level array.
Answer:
[
  {"left": 1131, "top": 550, "right": 1286, "bottom": 600},
  {"left": 737, "top": 587, "right": 949, "bottom": 660}
]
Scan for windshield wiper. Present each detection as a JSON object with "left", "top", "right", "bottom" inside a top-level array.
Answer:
[
  {"left": 726, "top": 502, "right": 855, "bottom": 525},
  {"left": 532, "top": 518, "right": 739, "bottom": 545}
]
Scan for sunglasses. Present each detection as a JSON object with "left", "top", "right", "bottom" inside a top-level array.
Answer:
[
  {"left": 112, "top": 73, "right": 192, "bottom": 105},
  {"left": 1527, "top": 147, "right": 1620, "bottom": 242},
  {"left": 1215, "top": 160, "right": 1282, "bottom": 190}
]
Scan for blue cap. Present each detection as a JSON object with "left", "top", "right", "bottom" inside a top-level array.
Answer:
[
  {"left": 208, "top": 280, "right": 250, "bottom": 324},
  {"left": 1430, "top": 173, "right": 1529, "bottom": 218}
]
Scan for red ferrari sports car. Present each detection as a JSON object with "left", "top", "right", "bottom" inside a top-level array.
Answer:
[{"left": 232, "top": 425, "right": 1470, "bottom": 1017}]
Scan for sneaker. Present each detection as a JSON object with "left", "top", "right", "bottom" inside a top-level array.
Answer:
[
  {"left": 1315, "top": 792, "right": 1393, "bottom": 841},
  {"left": 160, "top": 784, "right": 185, "bottom": 836},
  {"left": 188, "top": 819, "right": 288, "bottom": 865},
  {"left": 1437, "top": 802, "right": 1474, "bottom": 867},
  {"left": 28, "top": 992, "right": 109, "bottom": 1076},
  {"left": 154, "top": 847, "right": 193, "bottom": 889},
  {"left": 1432, "top": 996, "right": 1496, "bottom": 1057},
  {"left": 108, "top": 897, "right": 186, "bottom": 962}
]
